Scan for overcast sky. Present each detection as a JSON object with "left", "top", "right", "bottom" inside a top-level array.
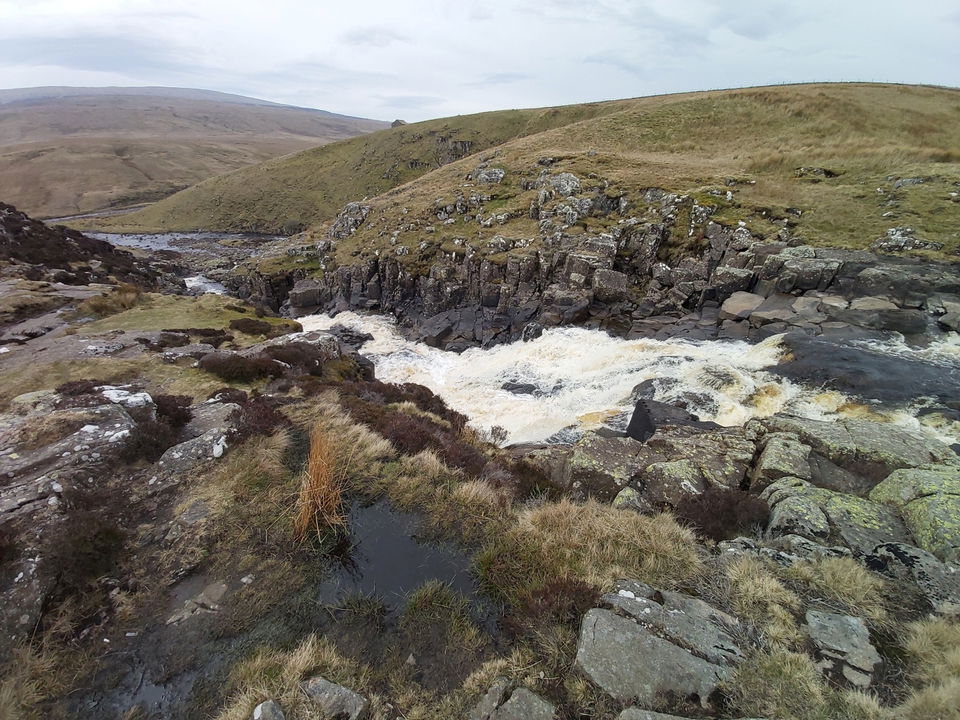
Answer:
[{"left": 0, "top": 0, "right": 957, "bottom": 121}]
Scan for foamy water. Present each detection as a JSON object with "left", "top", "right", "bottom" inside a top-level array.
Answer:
[{"left": 299, "top": 312, "right": 949, "bottom": 445}]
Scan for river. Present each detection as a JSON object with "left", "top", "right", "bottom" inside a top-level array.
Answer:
[{"left": 300, "top": 311, "right": 960, "bottom": 446}]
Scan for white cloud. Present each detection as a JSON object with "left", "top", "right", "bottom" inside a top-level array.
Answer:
[{"left": 0, "top": 0, "right": 955, "bottom": 121}]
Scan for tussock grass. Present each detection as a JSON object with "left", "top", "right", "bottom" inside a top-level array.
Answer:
[
  {"left": 213, "top": 634, "right": 374, "bottom": 720},
  {"left": 724, "top": 555, "right": 802, "bottom": 648},
  {"left": 282, "top": 391, "right": 395, "bottom": 467},
  {"left": 74, "top": 282, "right": 143, "bottom": 318},
  {"left": 728, "top": 649, "right": 829, "bottom": 720},
  {"left": 293, "top": 426, "right": 348, "bottom": 541},
  {"left": 0, "top": 646, "right": 60, "bottom": 720},
  {"left": 401, "top": 581, "right": 484, "bottom": 652},
  {"left": 476, "top": 499, "right": 702, "bottom": 604},
  {"left": 780, "top": 556, "right": 889, "bottom": 625},
  {"left": 896, "top": 617, "right": 960, "bottom": 719}
]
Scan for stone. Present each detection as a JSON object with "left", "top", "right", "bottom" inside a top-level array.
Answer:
[
  {"left": 469, "top": 682, "right": 555, "bottom": 720},
  {"left": 469, "top": 678, "right": 510, "bottom": 720},
  {"left": 869, "top": 465, "right": 960, "bottom": 561},
  {"left": 183, "top": 401, "right": 240, "bottom": 440},
  {"left": 563, "top": 433, "right": 645, "bottom": 500},
  {"left": 161, "top": 343, "right": 217, "bottom": 362},
  {"left": 761, "top": 415, "right": 957, "bottom": 484},
  {"left": 476, "top": 167, "right": 506, "bottom": 184},
  {"left": 576, "top": 581, "right": 743, "bottom": 709},
  {"left": 720, "top": 291, "right": 764, "bottom": 320},
  {"left": 157, "top": 429, "right": 230, "bottom": 475},
  {"left": 626, "top": 401, "right": 656, "bottom": 442},
  {"left": 550, "top": 172, "right": 581, "bottom": 196},
  {"left": 710, "top": 266, "right": 754, "bottom": 300},
  {"left": 592, "top": 269, "right": 629, "bottom": 302},
  {"left": 494, "top": 688, "right": 555, "bottom": 720},
  {"left": 762, "top": 477, "right": 913, "bottom": 555},
  {"left": 805, "top": 610, "right": 881, "bottom": 688},
  {"left": 752, "top": 432, "right": 812, "bottom": 489},
  {"left": 300, "top": 676, "right": 368, "bottom": 720},
  {"left": 938, "top": 312, "right": 960, "bottom": 332},
  {"left": 867, "top": 542, "right": 960, "bottom": 614},
  {"left": 613, "top": 486, "right": 649, "bottom": 511},
  {"left": 252, "top": 700, "right": 285, "bottom": 720},
  {"left": 766, "top": 493, "right": 831, "bottom": 539},
  {"left": 618, "top": 710, "right": 700, "bottom": 720},
  {"left": 640, "top": 460, "right": 708, "bottom": 507}
]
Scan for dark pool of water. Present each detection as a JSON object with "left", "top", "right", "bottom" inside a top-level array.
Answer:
[{"left": 318, "top": 499, "right": 485, "bottom": 612}]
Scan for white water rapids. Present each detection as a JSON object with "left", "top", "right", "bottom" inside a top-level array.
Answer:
[{"left": 300, "top": 312, "right": 960, "bottom": 446}]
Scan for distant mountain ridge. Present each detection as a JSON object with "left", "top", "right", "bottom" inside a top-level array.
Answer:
[
  {"left": 0, "top": 86, "right": 341, "bottom": 114},
  {"left": 0, "top": 86, "right": 388, "bottom": 218}
]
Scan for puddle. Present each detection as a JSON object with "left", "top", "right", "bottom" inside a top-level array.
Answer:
[{"left": 319, "top": 499, "right": 485, "bottom": 612}]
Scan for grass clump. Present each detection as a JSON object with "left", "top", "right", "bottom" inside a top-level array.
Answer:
[
  {"left": 727, "top": 649, "right": 830, "bottom": 720},
  {"left": 724, "top": 555, "right": 802, "bottom": 648},
  {"left": 780, "top": 556, "right": 889, "bottom": 625},
  {"left": 74, "top": 282, "right": 143, "bottom": 318},
  {"left": 476, "top": 499, "right": 702, "bottom": 605},
  {"left": 292, "top": 426, "right": 348, "bottom": 541},
  {"left": 213, "top": 634, "right": 371, "bottom": 720},
  {"left": 896, "top": 617, "right": 960, "bottom": 719}
]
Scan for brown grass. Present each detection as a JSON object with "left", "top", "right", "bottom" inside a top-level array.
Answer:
[
  {"left": 75, "top": 283, "right": 143, "bottom": 318},
  {"left": 213, "top": 634, "right": 376, "bottom": 720},
  {"left": 724, "top": 555, "right": 802, "bottom": 648},
  {"left": 293, "top": 426, "right": 348, "bottom": 541},
  {"left": 477, "top": 499, "right": 703, "bottom": 605},
  {"left": 13, "top": 410, "right": 98, "bottom": 450}
]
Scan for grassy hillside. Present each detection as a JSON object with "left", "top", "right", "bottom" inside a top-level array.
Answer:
[
  {"left": 0, "top": 90, "right": 387, "bottom": 218},
  {"left": 90, "top": 84, "right": 960, "bottom": 259},
  {"left": 84, "top": 100, "right": 637, "bottom": 234},
  {"left": 305, "top": 82, "right": 959, "bottom": 263}
]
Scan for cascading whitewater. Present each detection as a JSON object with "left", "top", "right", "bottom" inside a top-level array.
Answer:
[{"left": 300, "top": 312, "right": 960, "bottom": 445}]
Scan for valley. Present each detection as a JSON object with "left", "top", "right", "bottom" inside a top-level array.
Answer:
[{"left": 1, "top": 82, "right": 959, "bottom": 720}]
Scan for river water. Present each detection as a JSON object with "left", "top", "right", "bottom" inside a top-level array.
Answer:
[{"left": 301, "top": 311, "right": 960, "bottom": 446}]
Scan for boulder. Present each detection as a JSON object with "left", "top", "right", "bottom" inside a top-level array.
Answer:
[
  {"left": 182, "top": 401, "right": 240, "bottom": 440},
  {"left": 563, "top": 433, "right": 645, "bottom": 500},
  {"left": 625, "top": 401, "right": 656, "bottom": 442},
  {"left": 550, "top": 172, "right": 581, "bottom": 196},
  {"left": 476, "top": 167, "right": 506, "bottom": 184},
  {"left": 762, "top": 477, "right": 913, "bottom": 555},
  {"left": 751, "top": 432, "right": 812, "bottom": 489},
  {"left": 866, "top": 542, "right": 960, "bottom": 614},
  {"left": 592, "top": 269, "right": 629, "bottom": 302},
  {"left": 709, "top": 266, "right": 754, "bottom": 300},
  {"left": 869, "top": 464, "right": 960, "bottom": 561},
  {"left": 720, "top": 291, "right": 764, "bottom": 320},
  {"left": 576, "top": 580, "right": 743, "bottom": 709},
  {"left": 761, "top": 415, "right": 957, "bottom": 485},
  {"left": 300, "top": 676, "right": 368, "bottom": 720},
  {"left": 469, "top": 681, "right": 555, "bottom": 720},
  {"left": 805, "top": 610, "right": 881, "bottom": 688},
  {"left": 718, "top": 535, "right": 850, "bottom": 568},
  {"left": 637, "top": 426, "right": 755, "bottom": 498}
]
